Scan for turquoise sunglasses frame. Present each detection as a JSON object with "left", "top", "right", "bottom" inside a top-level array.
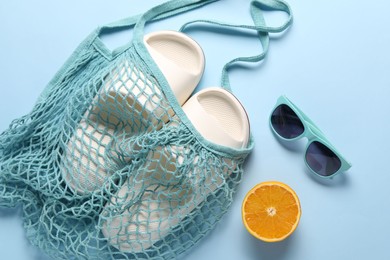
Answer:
[{"left": 269, "top": 95, "right": 352, "bottom": 179}]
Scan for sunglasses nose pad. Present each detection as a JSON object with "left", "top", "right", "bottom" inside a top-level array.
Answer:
[{"left": 271, "top": 132, "right": 307, "bottom": 152}]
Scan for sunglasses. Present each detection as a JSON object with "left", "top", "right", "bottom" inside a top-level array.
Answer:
[{"left": 270, "top": 95, "right": 351, "bottom": 178}]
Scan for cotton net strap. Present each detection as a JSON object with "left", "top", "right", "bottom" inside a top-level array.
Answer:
[
  {"left": 179, "top": 0, "right": 293, "bottom": 90},
  {"left": 101, "top": 0, "right": 219, "bottom": 32},
  {"left": 0, "top": 0, "right": 292, "bottom": 259}
]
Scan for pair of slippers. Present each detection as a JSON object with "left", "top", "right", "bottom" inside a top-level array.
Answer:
[{"left": 61, "top": 31, "right": 250, "bottom": 252}]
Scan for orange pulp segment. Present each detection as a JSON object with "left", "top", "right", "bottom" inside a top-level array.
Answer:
[{"left": 241, "top": 181, "right": 301, "bottom": 242}]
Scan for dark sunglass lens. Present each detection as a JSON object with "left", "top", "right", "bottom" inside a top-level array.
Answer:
[
  {"left": 306, "top": 141, "right": 342, "bottom": 177},
  {"left": 271, "top": 104, "right": 304, "bottom": 139}
]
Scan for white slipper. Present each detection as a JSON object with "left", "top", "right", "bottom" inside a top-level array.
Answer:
[
  {"left": 144, "top": 31, "right": 205, "bottom": 106},
  {"left": 61, "top": 31, "right": 205, "bottom": 194},
  {"left": 101, "top": 87, "right": 250, "bottom": 252}
]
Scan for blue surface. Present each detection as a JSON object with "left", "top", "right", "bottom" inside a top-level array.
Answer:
[{"left": 1, "top": 0, "right": 390, "bottom": 259}]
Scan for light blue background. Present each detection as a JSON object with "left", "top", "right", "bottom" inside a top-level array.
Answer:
[{"left": 1, "top": 0, "right": 389, "bottom": 259}]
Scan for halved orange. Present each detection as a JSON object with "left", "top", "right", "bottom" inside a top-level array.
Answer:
[{"left": 241, "top": 181, "right": 301, "bottom": 242}]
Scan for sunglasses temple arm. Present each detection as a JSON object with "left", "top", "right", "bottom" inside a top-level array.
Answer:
[
  {"left": 280, "top": 96, "right": 326, "bottom": 137},
  {"left": 288, "top": 100, "right": 352, "bottom": 168},
  {"left": 287, "top": 100, "right": 325, "bottom": 135},
  {"left": 305, "top": 119, "right": 352, "bottom": 169}
]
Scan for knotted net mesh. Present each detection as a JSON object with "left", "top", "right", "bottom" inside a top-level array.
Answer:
[{"left": 0, "top": 32, "right": 252, "bottom": 259}]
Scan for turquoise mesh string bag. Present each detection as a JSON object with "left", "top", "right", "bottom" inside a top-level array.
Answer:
[{"left": 0, "top": 0, "right": 292, "bottom": 259}]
